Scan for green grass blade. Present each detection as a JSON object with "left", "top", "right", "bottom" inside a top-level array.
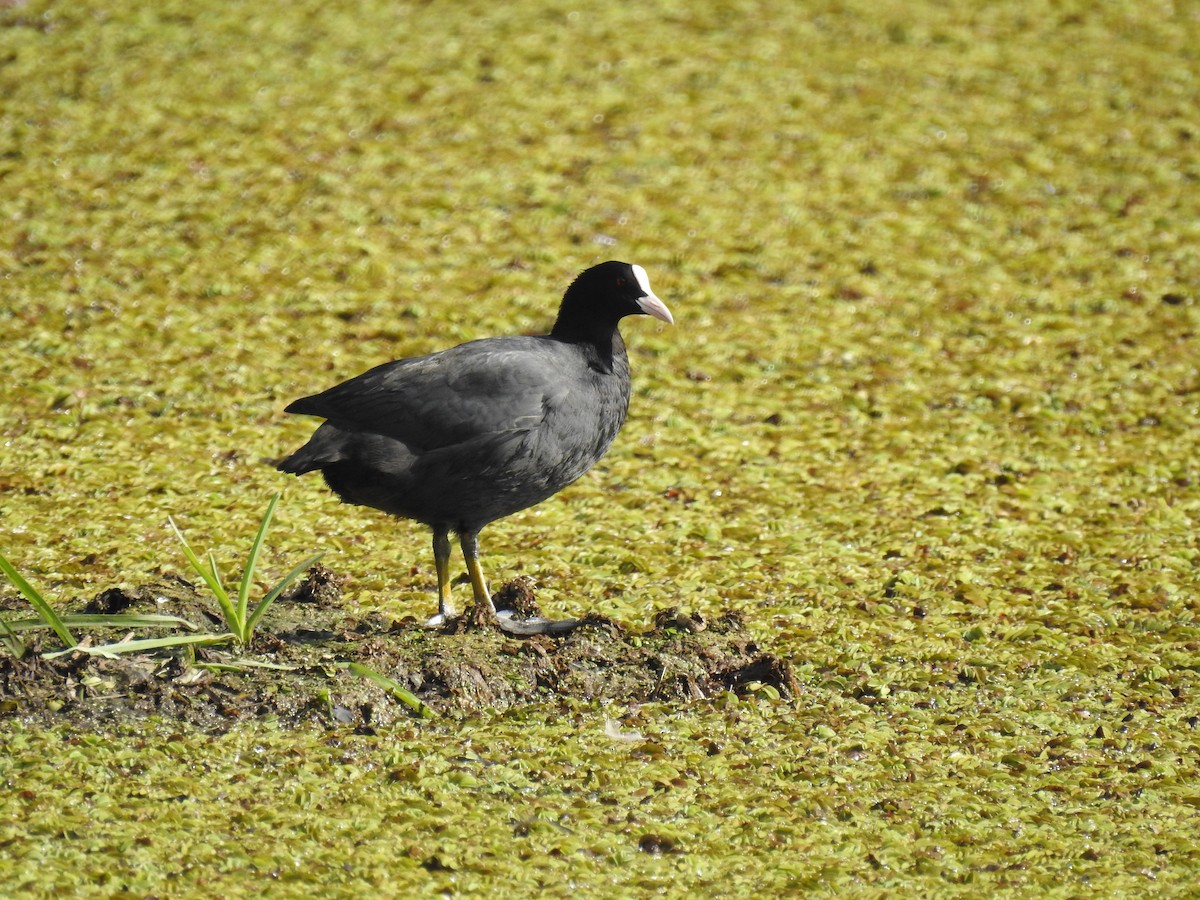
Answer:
[
  {"left": 238, "top": 493, "right": 280, "bottom": 625},
  {"left": 245, "top": 552, "right": 324, "bottom": 635},
  {"left": 0, "top": 551, "right": 76, "bottom": 648},
  {"left": 0, "top": 615, "right": 26, "bottom": 658},
  {"left": 168, "top": 516, "right": 238, "bottom": 630},
  {"left": 207, "top": 550, "right": 225, "bottom": 598},
  {"left": 4, "top": 613, "right": 200, "bottom": 633},
  {"left": 344, "top": 661, "right": 436, "bottom": 719},
  {"left": 44, "top": 632, "right": 235, "bottom": 660},
  {"left": 68, "top": 613, "right": 200, "bottom": 631}
]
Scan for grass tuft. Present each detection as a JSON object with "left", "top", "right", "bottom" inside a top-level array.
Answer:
[
  {"left": 2, "top": 495, "right": 320, "bottom": 658},
  {"left": 169, "top": 493, "right": 323, "bottom": 646}
]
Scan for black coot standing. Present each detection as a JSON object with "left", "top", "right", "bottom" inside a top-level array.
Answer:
[{"left": 277, "top": 261, "right": 673, "bottom": 634}]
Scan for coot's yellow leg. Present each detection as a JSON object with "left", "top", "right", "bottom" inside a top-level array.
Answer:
[
  {"left": 459, "top": 530, "right": 580, "bottom": 635},
  {"left": 459, "top": 531, "right": 497, "bottom": 617}
]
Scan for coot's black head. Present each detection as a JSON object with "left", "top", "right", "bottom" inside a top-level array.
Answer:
[{"left": 551, "top": 261, "right": 673, "bottom": 341}]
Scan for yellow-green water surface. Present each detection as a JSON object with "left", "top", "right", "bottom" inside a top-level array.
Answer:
[{"left": 2, "top": 0, "right": 1198, "bottom": 894}]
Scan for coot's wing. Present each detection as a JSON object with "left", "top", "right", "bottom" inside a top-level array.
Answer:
[{"left": 284, "top": 337, "right": 572, "bottom": 451}]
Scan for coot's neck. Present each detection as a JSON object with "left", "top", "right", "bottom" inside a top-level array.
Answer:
[{"left": 550, "top": 310, "right": 627, "bottom": 374}]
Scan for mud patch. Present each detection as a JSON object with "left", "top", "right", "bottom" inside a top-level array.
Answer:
[{"left": 0, "top": 567, "right": 797, "bottom": 732}]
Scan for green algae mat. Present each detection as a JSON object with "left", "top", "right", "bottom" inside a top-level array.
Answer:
[{"left": 3, "top": 0, "right": 1199, "bottom": 895}]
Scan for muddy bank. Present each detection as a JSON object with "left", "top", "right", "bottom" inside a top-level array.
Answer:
[{"left": 0, "top": 567, "right": 797, "bottom": 731}]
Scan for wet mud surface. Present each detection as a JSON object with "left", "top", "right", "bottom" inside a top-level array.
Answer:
[{"left": 0, "top": 567, "right": 798, "bottom": 731}]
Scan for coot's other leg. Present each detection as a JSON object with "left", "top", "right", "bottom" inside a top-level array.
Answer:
[
  {"left": 459, "top": 529, "right": 498, "bottom": 618},
  {"left": 425, "top": 526, "right": 456, "bottom": 627},
  {"left": 459, "top": 530, "right": 582, "bottom": 636}
]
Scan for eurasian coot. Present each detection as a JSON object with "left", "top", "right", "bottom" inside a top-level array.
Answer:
[{"left": 277, "top": 261, "right": 673, "bottom": 633}]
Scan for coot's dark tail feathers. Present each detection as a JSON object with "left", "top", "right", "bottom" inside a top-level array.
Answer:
[
  {"left": 283, "top": 396, "right": 323, "bottom": 416},
  {"left": 276, "top": 446, "right": 323, "bottom": 475},
  {"left": 276, "top": 426, "right": 347, "bottom": 475}
]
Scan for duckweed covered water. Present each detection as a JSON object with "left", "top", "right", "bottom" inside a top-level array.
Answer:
[{"left": 2, "top": 0, "right": 1198, "bottom": 894}]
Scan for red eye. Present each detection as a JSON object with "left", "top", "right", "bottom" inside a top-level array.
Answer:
[{"left": 616, "top": 277, "right": 626, "bottom": 286}]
